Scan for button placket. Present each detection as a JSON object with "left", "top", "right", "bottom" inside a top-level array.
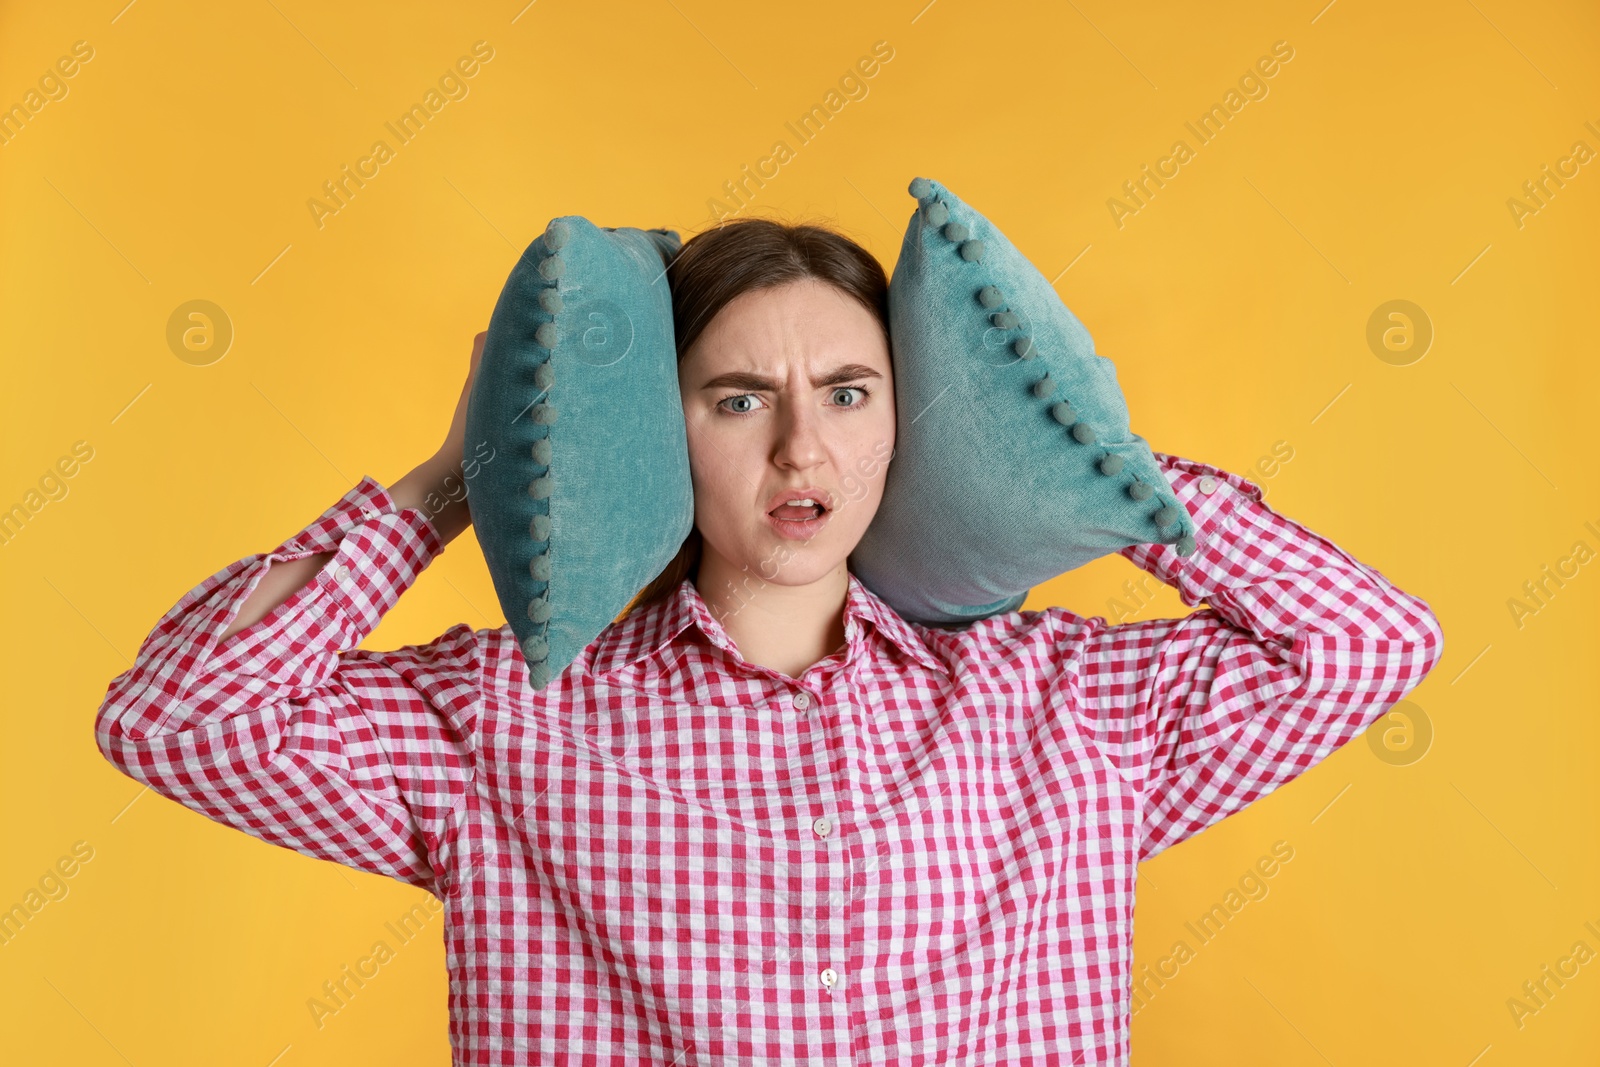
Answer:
[
  {"left": 813, "top": 831, "right": 846, "bottom": 999},
  {"left": 788, "top": 682, "right": 851, "bottom": 1015}
]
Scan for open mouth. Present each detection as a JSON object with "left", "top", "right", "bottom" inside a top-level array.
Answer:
[
  {"left": 768, "top": 500, "right": 827, "bottom": 521},
  {"left": 765, "top": 491, "right": 833, "bottom": 540}
]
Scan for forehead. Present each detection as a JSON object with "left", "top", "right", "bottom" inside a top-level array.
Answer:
[{"left": 687, "top": 279, "right": 888, "bottom": 372}]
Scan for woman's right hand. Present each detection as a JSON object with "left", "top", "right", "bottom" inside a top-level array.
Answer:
[
  {"left": 437, "top": 330, "right": 488, "bottom": 468},
  {"left": 390, "top": 330, "right": 488, "bottom": 547}
]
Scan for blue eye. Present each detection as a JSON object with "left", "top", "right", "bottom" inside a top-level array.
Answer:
[{"left": 717, "top": 393, "right": 763, "bottom": 416}]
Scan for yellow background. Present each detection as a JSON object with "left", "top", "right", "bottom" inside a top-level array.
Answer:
[{"left": 3, "top": 0, "right": 1596, "bottom": 1063}]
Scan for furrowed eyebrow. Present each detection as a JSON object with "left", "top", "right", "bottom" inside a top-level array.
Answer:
[{"left": 699, "top": 364, "right": 884, "bottom": 391}]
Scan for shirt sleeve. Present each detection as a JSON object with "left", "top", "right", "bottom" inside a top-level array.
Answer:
[
  {"left": 92, "top": 476, "right": 482, "bottom": 896},
  {"left": 1056, "top": 451, "right": 1445, "bottom": 862}
]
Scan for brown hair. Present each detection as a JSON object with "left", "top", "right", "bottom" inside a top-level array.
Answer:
[{"left": 613, "top": 215, "right": 890, "bottom": 622}]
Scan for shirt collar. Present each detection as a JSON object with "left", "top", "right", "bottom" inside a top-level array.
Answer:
[{"left": 588, "top": 571, "right": 949, "bottom": 679}]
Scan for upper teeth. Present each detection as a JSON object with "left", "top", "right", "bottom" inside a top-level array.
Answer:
[{"left": 787, "top": 498, "right": 817, "bottom": 507}]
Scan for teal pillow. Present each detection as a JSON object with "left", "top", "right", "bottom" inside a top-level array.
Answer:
[
  {"left": 464, "top": 218, "right": 693, "bottom": 690},
  {"left": 849, "top": 176, "right": 1197, "bottom": 627}
]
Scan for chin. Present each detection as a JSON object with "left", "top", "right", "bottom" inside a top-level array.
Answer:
[
  {"left": 755, "top": 557, "right": 847, "bottom": 588},
  {"left": 732, "top": 539, "right": 854, "bottom": 589}
]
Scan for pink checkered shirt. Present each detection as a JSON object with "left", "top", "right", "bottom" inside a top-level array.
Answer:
[{"left": 96, "top": 451, "right": 1443, "bottom": 1065}]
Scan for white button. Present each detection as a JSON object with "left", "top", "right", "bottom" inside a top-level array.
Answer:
[
  {"left": 793, "top": 691, "right": 811, "bottom": 710},
  {"left": 335, "top": 565, "right": 351, "bottom": 581},
  {"left": 1199, "top": 476, "right": 1219, "bottom": 495},
  {"left": 361, "top": 507, "right": 379, "bottom": 519},
  {"left": 820, "top": 967, "right": 838, "bottom": 989},
  {"left": 813, "top": 817, "right": 832, "bottom": 837}
]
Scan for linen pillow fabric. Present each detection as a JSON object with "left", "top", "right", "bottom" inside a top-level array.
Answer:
[
  {"left": 849, "top": 176, "right": 1197, "bottom": 627},
  {"left": 465, "top": 218, "right": 692, "bottom": 691}
]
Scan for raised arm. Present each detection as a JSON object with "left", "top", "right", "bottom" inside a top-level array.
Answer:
[
  {"left": 1052, "top": 451, "right": 1444, "bottom": 861},
  {"left": 216, "top": 331, "right": 486, "bottom": 648},
  {"left": 94, "top": 335, "right": 492, "bottom": 894}
]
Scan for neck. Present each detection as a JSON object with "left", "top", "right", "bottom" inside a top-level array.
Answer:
[{"left": 695, "top": 549, "right": 850, "bottom": 680}]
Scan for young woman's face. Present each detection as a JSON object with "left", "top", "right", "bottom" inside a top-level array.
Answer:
[{"left": 678, "top": 277, "right": 897, "bottom": 589}]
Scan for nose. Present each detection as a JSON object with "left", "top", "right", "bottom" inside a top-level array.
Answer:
[{"left": 771, "top": 395, "right": 827, "bottom": 472}]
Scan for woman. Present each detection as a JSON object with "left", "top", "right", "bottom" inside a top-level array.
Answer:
[{"left": 96, "top": 218, "right": 1444, "bottom": 1065}]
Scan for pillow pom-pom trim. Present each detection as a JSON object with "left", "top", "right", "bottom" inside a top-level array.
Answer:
[
  {"left": 527, "top": 593, "right": 553, "bottom": 623},
  {"left": 529, "top": 551, "right": 551, "bottom": 581},
  {"left": 518, "top": 220, "right": 576, "bottom": 684},
  {"left": 537, "top": 254, "right": 565, "bottom": 281},
  {"left": 908, "top": 176, "right": 1198, "bottom": 553}
]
